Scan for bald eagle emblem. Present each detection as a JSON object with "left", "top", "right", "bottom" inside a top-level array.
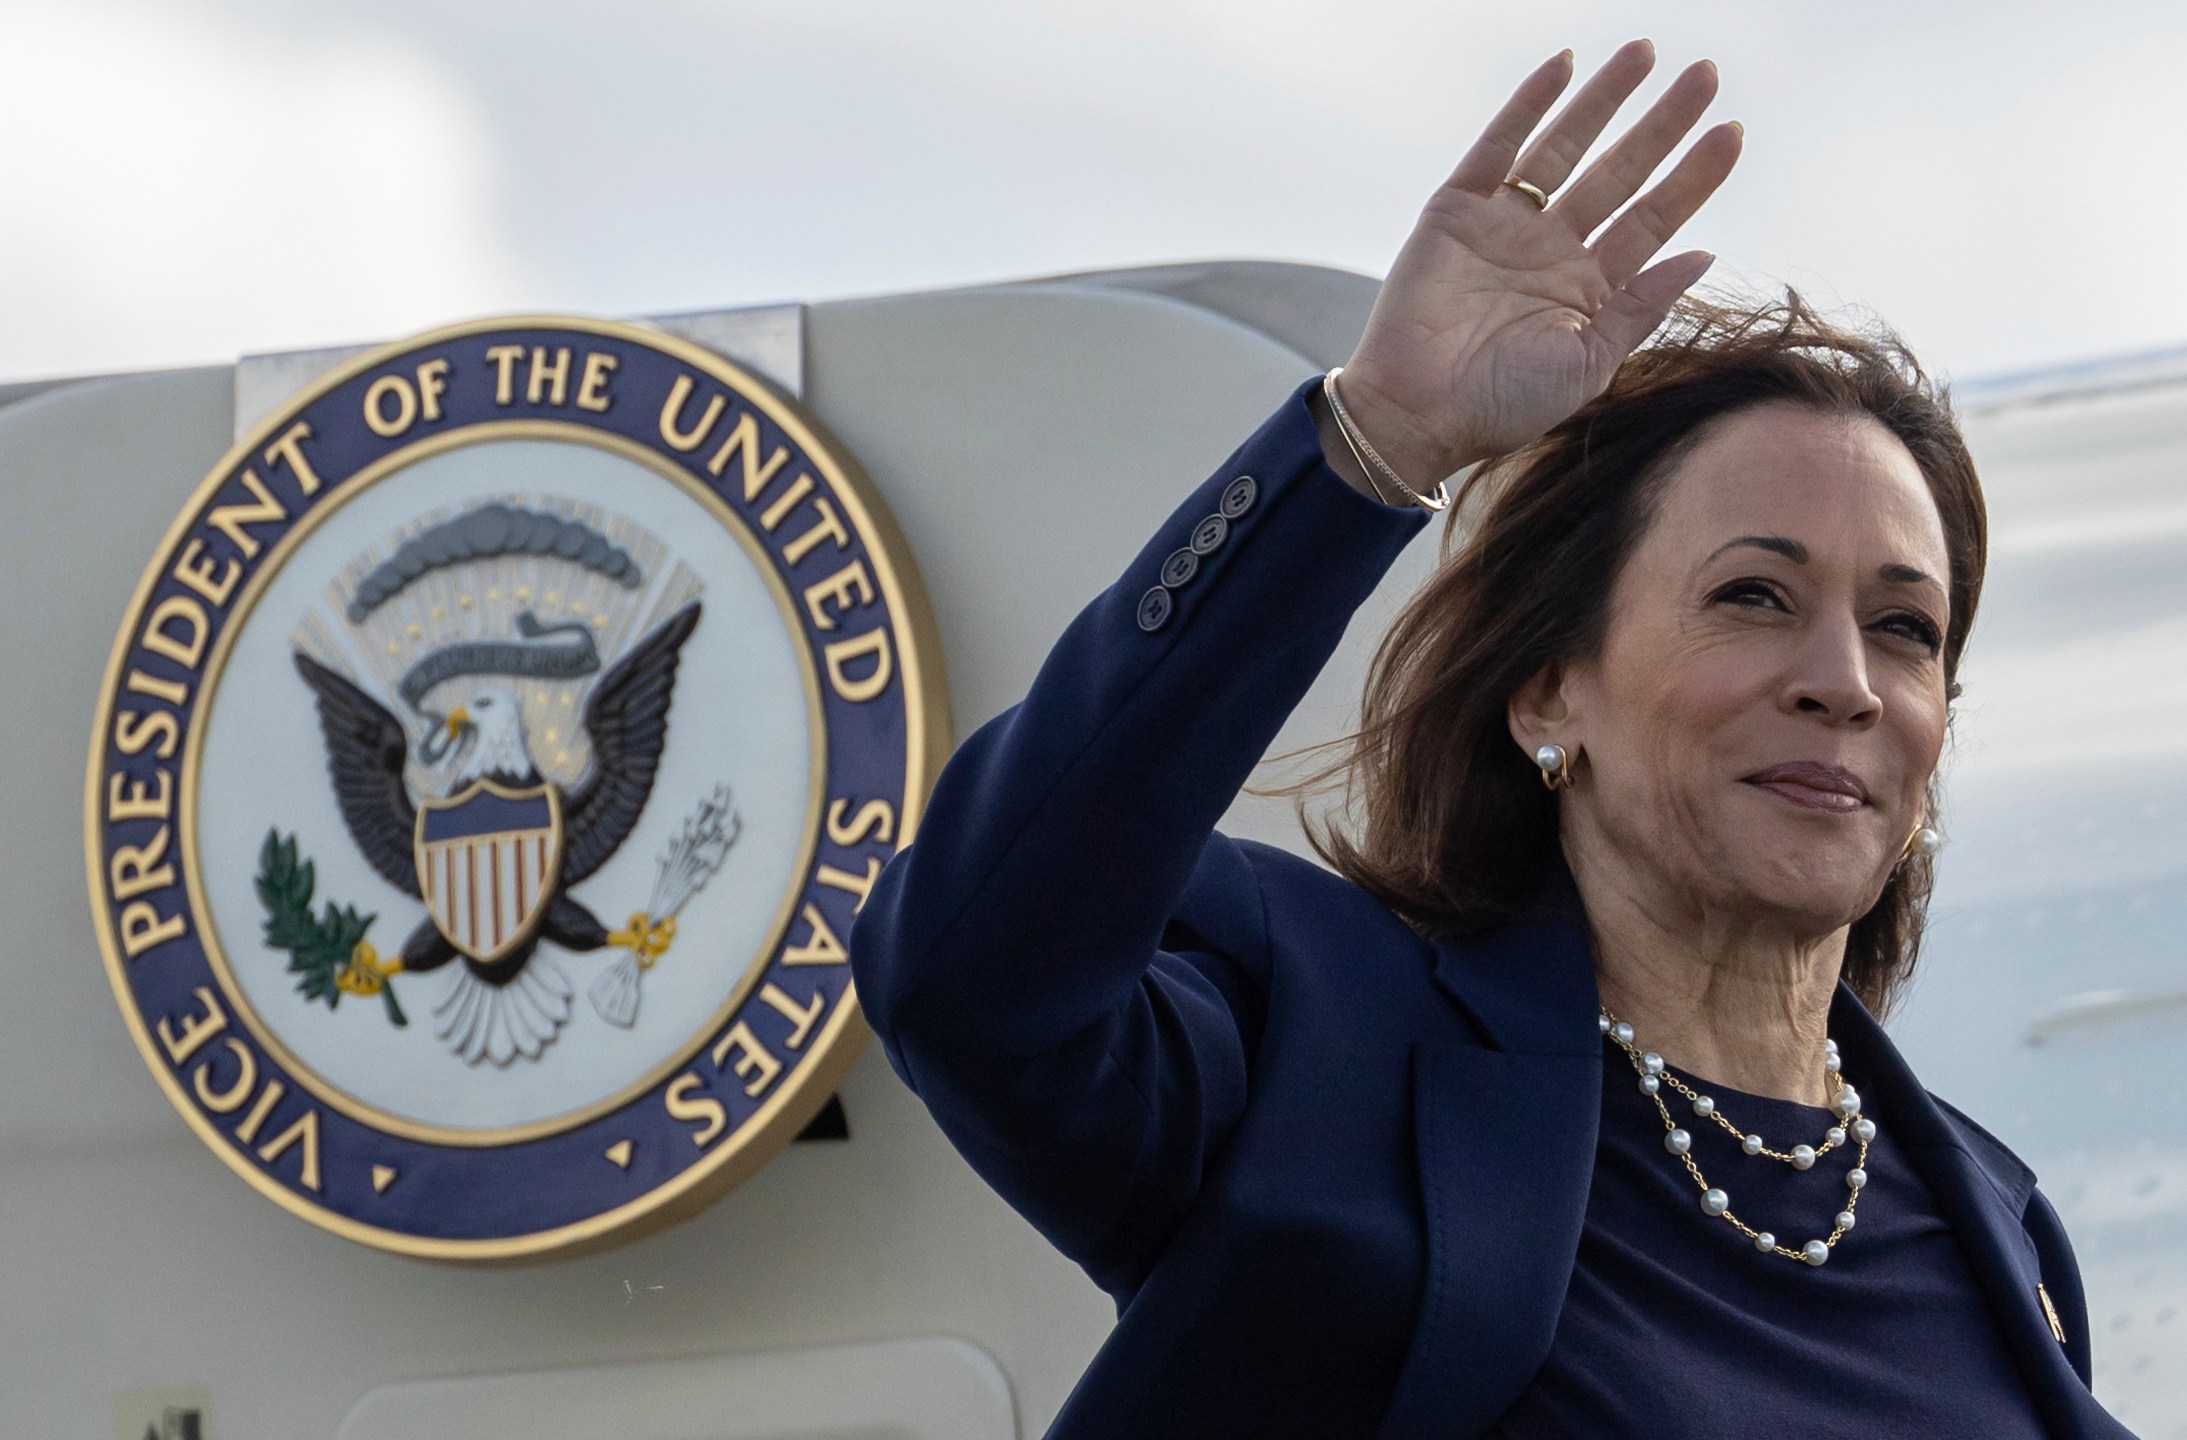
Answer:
[
  {"left": 268, "top": 499, "right": 740, "bottom": 1066},
  {"left": 93, "top": 314, "right": 942, "bottom": 1258}
]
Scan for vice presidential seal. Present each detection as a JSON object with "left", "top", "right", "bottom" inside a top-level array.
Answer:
[{"left": 86, "top": 316, "right": 947, "bottom": 1259}]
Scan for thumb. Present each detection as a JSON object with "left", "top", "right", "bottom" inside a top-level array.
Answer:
[{"left": 1590, "top": 250, "right": 1714, "bottom": 360}]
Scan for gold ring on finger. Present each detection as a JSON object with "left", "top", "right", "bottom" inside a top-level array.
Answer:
[{"left": 1502, "top": 175, "right": 1550, "bottom": 209}]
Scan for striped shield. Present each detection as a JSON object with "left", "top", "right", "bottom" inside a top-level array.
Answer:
[{"left": 413, "top": 781, "right": 565, "bottom": 965}]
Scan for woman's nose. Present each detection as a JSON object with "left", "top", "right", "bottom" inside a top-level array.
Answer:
[{"left": 1783, "top": 614, "right": 1881, "bottom": 726}]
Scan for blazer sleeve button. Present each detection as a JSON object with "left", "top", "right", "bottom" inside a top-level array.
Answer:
[
  {"left": 1190, "top": 514, "right": 1228, "bottom": 554},
  {"left": 1219, "top": 475, "right": 1257, "bottom": 519},
  {"left": 1160, "top": 548, "right": 1200, "bottom": 587},
  {"left": 1136, "top": 585, "right": 1174, "bottom": 632}
]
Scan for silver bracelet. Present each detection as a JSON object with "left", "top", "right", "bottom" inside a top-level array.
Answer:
[
  {"left": 1322, "top": 368, "right": 1452, "bottom": 512},
  {"left": 1320, "top": 371, "right": 1395, "bottom": 506}
]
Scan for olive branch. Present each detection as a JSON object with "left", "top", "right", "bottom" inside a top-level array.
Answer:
[{"left": 255, "top": 830, "right": 406, "bottom": 1027}]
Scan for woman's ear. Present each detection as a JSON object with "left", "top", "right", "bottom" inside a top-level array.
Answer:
[{"left": 1507, "top": 660, "right": 1575, "bottom": 757}]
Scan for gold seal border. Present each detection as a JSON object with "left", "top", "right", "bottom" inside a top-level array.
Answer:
[
  {"left": 84, "top": 313, "right": 954, "bottom": 1261},
  {"left": 180, "top": 419, "right": 830, "bottom": 1147}
]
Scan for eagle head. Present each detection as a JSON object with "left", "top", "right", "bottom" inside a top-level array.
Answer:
[{"left": 422, "top": 685, "right": 537, "bottom": 788}]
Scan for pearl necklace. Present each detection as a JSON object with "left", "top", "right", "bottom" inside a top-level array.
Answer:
[{"left": 1600, "top": 1008, "right": 1876, "bottom": 1266}]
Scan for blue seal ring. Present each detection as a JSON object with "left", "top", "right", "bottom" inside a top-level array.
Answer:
[{"left": 85, "top": 316, "right": 949, "bottom": 1260}]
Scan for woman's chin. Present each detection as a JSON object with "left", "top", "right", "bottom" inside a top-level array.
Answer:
[{"left": 1708, "top": 841, "right": 1888, "bottom": 933}]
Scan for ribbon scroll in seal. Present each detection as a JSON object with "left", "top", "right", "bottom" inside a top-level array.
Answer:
[{"left": 86, "top": 316, "right": 949, "bottom": 1260}]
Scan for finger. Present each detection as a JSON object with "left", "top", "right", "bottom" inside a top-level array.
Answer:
[
  {"left": 1443, "top": 50, "right": 1577, "bottom": 197},
  {"left": 1509, "top": 38, "right": 1656, "bottom": 197},
  {"left": 1553, "top": 58, "right": 1720, "bottom": 238},
  {"left": 1589, "top": 249, "right": 1715, "bottom": 359},
  {"left": 1590, "top": 120, "right": 1743, "bottom": 291}
]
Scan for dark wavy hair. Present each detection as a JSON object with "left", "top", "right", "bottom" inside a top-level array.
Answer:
[{"left": 1304, "top": 293, "right": 1987, "bottom": 1016}]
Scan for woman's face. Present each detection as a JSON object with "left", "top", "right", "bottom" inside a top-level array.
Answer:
[{"left": 1539, "top": 401, "right": 1953, "bottom": 936}]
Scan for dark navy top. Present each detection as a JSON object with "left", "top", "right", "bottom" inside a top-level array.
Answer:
[{"left": 1489, "top": 1039, "right": 2050, "bottom": 1437}]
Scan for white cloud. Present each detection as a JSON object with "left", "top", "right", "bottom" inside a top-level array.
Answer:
[
  {"left": 7, "top": 0, "right": 2187, "bottom": 381},
  {"left": 0, "top": 0, "right": 536, "bottom": 378}
]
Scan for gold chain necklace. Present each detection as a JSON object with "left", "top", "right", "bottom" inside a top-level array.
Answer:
[{"left": 1599, "top": 1007, "right": 1876, "bottom": 1266}]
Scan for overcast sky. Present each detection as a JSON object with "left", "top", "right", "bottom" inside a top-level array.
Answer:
[{"left": 3, "top": 0, "right": 2182, "bottom": 385}]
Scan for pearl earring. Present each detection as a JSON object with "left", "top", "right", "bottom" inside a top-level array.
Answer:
[
  {"left": 1899, "top": 824, "right": 1943, "bottom": 862},
  {"left": 1535, "top": 743, "right": 1574, "bottom": 792}
]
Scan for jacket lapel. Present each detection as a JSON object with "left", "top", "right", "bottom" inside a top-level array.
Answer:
[
  {"left": 1378, "top": 913, "right": 1603, "bottom": 1438},
  {"left": 1393, "top": 934, "right": 2127, "bottom": 1438},
  {"left": 1832, "top": 987, "right": 2130, "bottom": 1439}
]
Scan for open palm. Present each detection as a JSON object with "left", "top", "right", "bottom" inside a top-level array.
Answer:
[{"left": 1340, "top": 42, "right": 1743, "bottom": 481}]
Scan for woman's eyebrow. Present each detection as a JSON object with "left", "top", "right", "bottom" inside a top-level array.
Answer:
[
  {"left": 1880, "top": 561, "right": 1939, "bottom": 587},
  {"left": 1703, "top": 537, "right": 1940, "bottom": 590},
  {"left": 1703, "top": 534, "right": 1808, "bottom": 565}
]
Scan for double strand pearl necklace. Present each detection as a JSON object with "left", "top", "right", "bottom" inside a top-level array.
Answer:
[{"left": 1600, "top": 1007, "right": 1877, "bottom": 1267}]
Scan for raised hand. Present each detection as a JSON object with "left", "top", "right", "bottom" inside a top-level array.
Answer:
[{"left": 1331, "top": 41, "right": 1742, "bottom": 488}]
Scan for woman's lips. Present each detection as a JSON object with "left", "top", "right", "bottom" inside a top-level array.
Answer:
[{"left": 1743, "top": 762, "right": 1869, "bottom": 813}]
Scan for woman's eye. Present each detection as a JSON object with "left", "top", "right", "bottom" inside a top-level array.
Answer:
[
  {"left": 1877, "top": 612, "right": 1943, "bottom": 654},
  {"left": 1713, "top": 579, "right": 1787, "bottom": 611}
]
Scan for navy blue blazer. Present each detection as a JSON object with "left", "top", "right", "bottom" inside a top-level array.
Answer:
[{"left": 850, "top": 381, "right": 2128, "bottom": 1438}]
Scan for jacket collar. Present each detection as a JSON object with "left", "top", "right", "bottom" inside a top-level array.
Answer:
[
  {"left": 1829, "top": 985, "right": 2126, "bottom": 1435},
  {"left": 1427, "top": 872, "right": 1601, "bottom": 1058},
  {"left": 1433, "top": 903, "right": 2113, "bottom": 1436},
  {"left": 1430, "top": 900, "right": 2039, "bottom": 1220},
  {"left": 1828, "top": 983, "right": 2037, "bottom": 1213},
  {"left": 1429, "top": 877, "right": 2037, "bottom": 1214}
]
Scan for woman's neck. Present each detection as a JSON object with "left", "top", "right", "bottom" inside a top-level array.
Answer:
[{"left": 1570, "top": 856, "right": 1848, "bottom": 1107}]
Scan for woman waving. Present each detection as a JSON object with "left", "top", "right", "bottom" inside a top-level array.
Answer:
[{"left": 852, "top": 41, "right": 2129, "bottom": 1439}]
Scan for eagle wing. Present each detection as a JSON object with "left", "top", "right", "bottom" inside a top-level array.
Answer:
[
  {"left": 292, "top": 652, "right": 421, "bottom": 897},
  {"left": 562, "top": 602, "right": 702, "bottom": 885}
]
